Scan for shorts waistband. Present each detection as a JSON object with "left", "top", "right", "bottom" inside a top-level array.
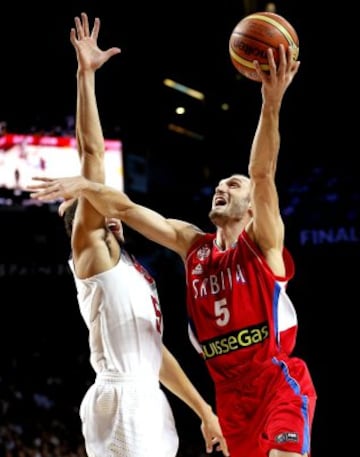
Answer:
[{"left": 95, "top": 370, "right": 159, "bottom": 385}]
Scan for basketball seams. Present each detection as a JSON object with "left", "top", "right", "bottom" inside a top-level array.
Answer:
[{"left": 245, "top": 13, "right": 298, "bottom": 50}]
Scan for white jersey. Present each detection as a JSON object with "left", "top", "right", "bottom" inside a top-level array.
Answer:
[{"left": 69, "top": 249, "right": 179, "bottom": 457}]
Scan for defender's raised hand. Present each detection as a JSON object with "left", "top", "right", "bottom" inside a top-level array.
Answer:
[{"left": 71, "top": 12, "right": 121, "bottom": 72}]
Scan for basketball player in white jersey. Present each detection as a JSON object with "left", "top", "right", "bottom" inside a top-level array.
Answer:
[{"left": 43, "top": 12, "right": 229, "bottom": 457}]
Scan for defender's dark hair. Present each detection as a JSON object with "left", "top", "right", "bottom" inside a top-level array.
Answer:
[{"left": 63, "top": 199, "right": 78, "bottom": 238}]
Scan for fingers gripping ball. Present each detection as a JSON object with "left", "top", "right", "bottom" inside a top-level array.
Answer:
[{"left": 229, "top": 11, "right": 299, "bottom": 81}]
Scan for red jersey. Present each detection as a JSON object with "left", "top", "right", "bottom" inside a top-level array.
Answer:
[
  {"left": 185, "top": 230, "right": 297, "bottom": 382},
  {"left": 185, "top": 230, "right": 317, "bottom": 456}
]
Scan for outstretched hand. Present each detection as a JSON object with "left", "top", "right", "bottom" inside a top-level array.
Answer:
[
  {"left": 71, "top": 12, "right": 121, "bottom": 72},
  {"left": 254, "top": 44, "right": 300, "bottom": 105},
  {"left": 27, "top": 175, "right": 87, "bottom": 203}
]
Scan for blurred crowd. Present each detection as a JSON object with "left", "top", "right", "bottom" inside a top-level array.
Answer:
[{"left": 0, "top": 355, "right": 87, "bottom": 457}]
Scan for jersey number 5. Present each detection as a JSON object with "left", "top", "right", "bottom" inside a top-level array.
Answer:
[{"left": 215, "top": 298, "right": 230, "bottom": 326}]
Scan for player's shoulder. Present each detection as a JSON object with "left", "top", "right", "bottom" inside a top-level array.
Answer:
[
  {"left": 167, "top": 218, "right": 202, "bottom": 231},
  {"left": 167, "top": 218, "right": 208, "bottom": 256}
]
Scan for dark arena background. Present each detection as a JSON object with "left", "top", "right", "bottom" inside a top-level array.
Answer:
[{"left": 0, "top": 1, "right": 355, "bottom": 456}]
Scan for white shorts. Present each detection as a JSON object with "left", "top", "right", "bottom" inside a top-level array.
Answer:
[{"left": 79, "top": 371, "right": 179, "bottom": 457}]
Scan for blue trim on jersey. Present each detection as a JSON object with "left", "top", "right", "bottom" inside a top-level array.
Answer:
[
  {"left": 272, "top": 281, "right": 281, "bottom": 347},
  {"left": 272, "top": 357, "right": 311, "bottom": 454}
]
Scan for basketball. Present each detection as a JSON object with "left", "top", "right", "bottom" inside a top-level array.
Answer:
[{"left": 229, "top": 11, "right": 299, "bottom": 82}]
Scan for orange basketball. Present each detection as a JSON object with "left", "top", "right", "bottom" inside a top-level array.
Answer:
[{"left": 229, "top": 11, "right": 299, "bottom": 82}]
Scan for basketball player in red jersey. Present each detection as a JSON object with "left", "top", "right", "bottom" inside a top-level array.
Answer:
[{"left": 29, "top": 39, "right": 317, "bottom": 457}]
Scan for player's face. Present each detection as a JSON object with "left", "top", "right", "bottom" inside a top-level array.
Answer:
[{"left": 209, "top": 174, "right": 251, "bottom": 224}]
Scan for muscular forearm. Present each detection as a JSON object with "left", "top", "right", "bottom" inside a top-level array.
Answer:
[
  {"left": 248, "top": 43, "right": 297, "bottom": 180},
  {"left": 159, "top": 346, "right": 212, "bottom": 421},
  {"left": 76, "top": 69, "right": 104, "bottom": 159},
  {"left": 28, "top": 173, "right": 187, "bottom": 254},
  {"left": 79, "top": 179, "right": 132, "bottom": 217},
  {"left": 160, "top": 346, "right": 229, "bottom": 455},
  {"left": 248, "top": 102, "right": 280, "bottom": 179}
]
